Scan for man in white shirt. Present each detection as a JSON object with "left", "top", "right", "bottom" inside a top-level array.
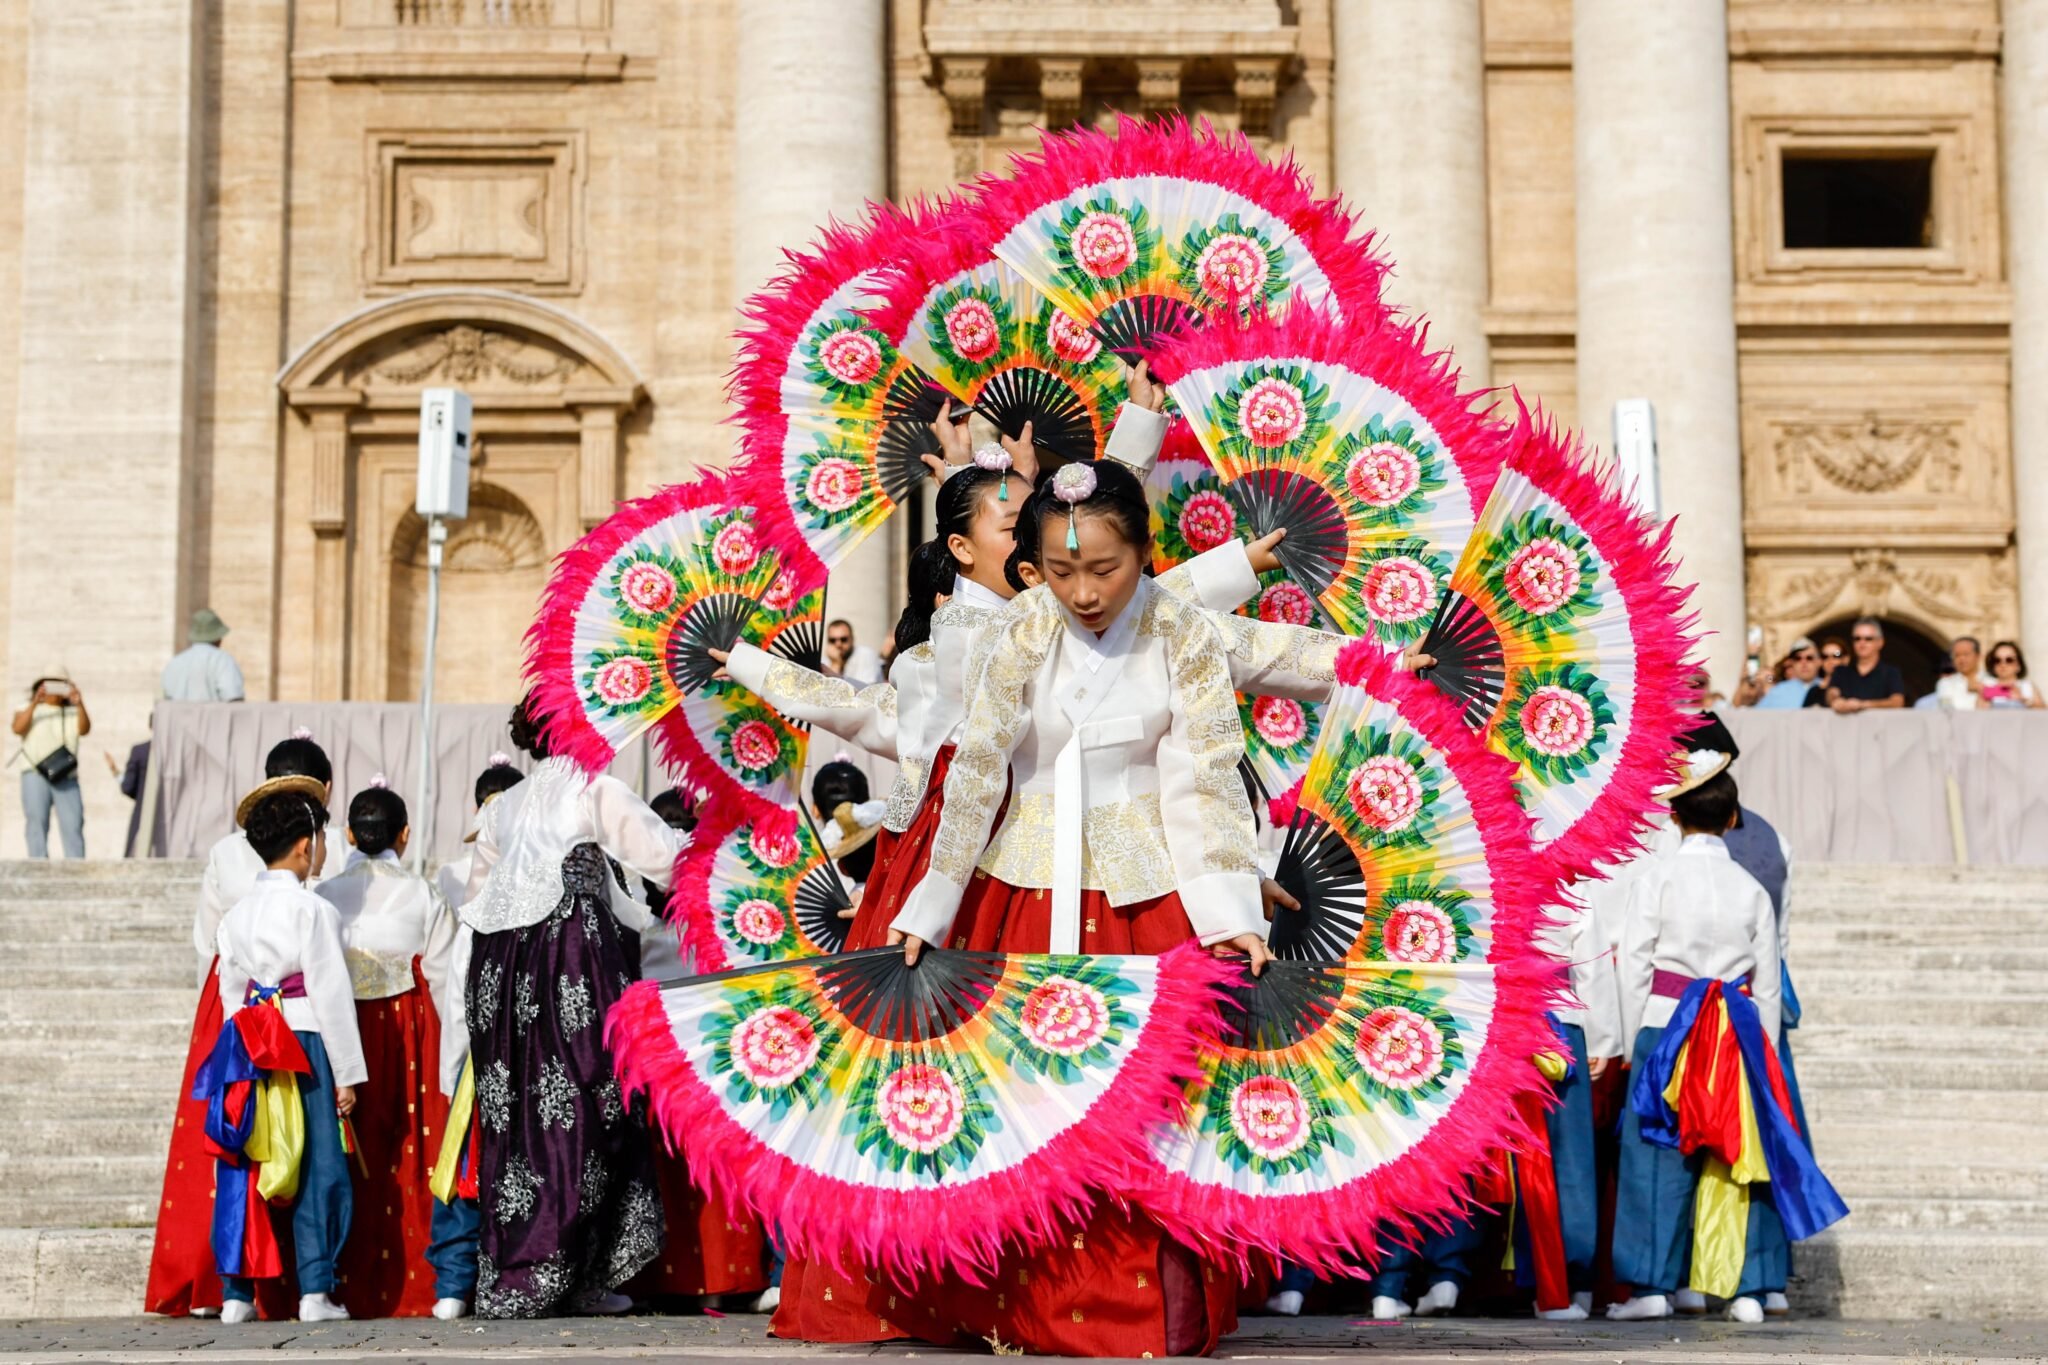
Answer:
[
  {"left": 1934, "top": 635, "right": 1989, "bottom": 711},
  {"left": 160, "top": 608, "right": 246, "bottom": 703},
  {"left": 820, "top": 618, "right": 885, "bottom": 689}
]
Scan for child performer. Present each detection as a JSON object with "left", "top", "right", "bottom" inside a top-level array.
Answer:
[
  {"left": 423, "top": 757, "right": 527, "bottom": 1320},
  {"left": 1609, "top": 753, "right": 1845, "bottom": 1324},
  {"left": 317, "top": 779, "right": 458, "bottom": 1318},
  {"left": 203, "top": 779, "right": 365, "bottom": 1324},
  {"left": 811, "top": 756, "right": 883, "bottom": 896},
  {"left": 147, "top": 735, "right": 334, "bottom": 1319}
]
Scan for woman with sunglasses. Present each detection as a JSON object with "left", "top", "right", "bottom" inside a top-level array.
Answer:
[
  {"left": 1750, "top": 638, "right": 1826, "bottom": 709},
  {"left": 1982, "top": 641, "right": 2046, "bottom": 709}
]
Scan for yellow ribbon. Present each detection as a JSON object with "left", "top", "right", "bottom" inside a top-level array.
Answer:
[
  {"left": 430, "top": 1059, "right": 475, "bottom": 1205},
  {"left": 246, "top": 1071, "right": 306, "bottom": 1203},
  {"left": 1678, "top": 1000, "right": 1772, "bottom": 1298}
]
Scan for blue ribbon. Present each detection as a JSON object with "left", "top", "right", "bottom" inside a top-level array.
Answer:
[{"left": 192, "top": 1019, "right": 264, "bottom": 1278}]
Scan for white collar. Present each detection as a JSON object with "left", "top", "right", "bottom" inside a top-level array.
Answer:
[
  {"left": 949, "top": 573, "right": 1011, "bottom": 612},
  {"left": 254, "top": 867, "right": 303, "bottom": 886},
  {"left": 1678, "top": 833, "right": 1730, "bottom": 857}
]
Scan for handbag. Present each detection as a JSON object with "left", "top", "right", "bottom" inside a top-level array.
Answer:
[{"left": 34, "top": 745, "right": 77, "bottom": 786}]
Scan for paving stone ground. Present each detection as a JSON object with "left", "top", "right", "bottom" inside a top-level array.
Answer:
[{"left": 0, "top": 1315, "right": 2041, "bottom": 1363}]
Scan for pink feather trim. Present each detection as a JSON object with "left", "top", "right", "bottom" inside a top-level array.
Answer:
[
  {"left": 605, "top": 941, "right": 1234, "bottom": 1284},
  {"left": 1495, "top": 396, "right": 1702, "bottom": 884},
  {"left": 647, "top": 695, "right": 804, "bottom": 855},
  {"left": 1137, "top": 646, "right": 1566, "bottom": 1274},
  {"left": 1145, "top": 299, "right": 1510, "bottom": 515},
  {"left": 960, "top": 115, "right": 1391, "bottom": 328}
]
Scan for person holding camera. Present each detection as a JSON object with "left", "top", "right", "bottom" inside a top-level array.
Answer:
[{"left": 12, "top": 676, "right": 89, "bottom": 858}]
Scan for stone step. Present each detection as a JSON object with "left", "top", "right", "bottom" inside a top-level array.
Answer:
[
  {"left": 0, "top": 1014, "right": 202, "bottom": 1048},
  {"left": 0, "top": 1113, "right": 173, "bottom": 1160},
  {"left": 1790, "top": 1226, "right": 2048, "bottom": 1320},
  {"left": 0, "top": 942, "right": 212, "bottom": 989},
  {"left": 1793, "top": 917, "right": 2047, "bottom": 948},
  {"left": 0, "top": 986, "right": 197, "bottom": 1024},
  {"left": 1802, "top": 1087, "right": 2048, "bottom": 1129},
  {"left": 5, "top": 911, "right": 201, "bottom": 946},
  {"left": 1791, "top": 1023, "right": 2048, "bottom": 1059},
  {"left": 0, "top": 1152, "right": 164, "bottom": 1228},
  {"left": 1843, "top": 1196, "right": 2048, "bottom": 1231},
  {"left": 1794, "top": 1051, "right": 2048, "bottom": 1093},
  {"left": 1791, "top": 994, "right": 2048, "bottom": 1030},
  {"left": 0, "top": 1228, "right": 153, "bottom": 1317},
  {"left": 1791, "top": 965, "right": 2044, "bottom": 998},
  {"left": 1817, "top": 1158, "right": 2045, "bottom": 1201}
]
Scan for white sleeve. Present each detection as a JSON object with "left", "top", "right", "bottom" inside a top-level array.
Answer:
[
  {"left": 214, "top": 650, "right": 246, "bottom": 703},
  {"left": 304, "top": 902, "right": 367, "bottom": 1088},
  {"left": 1156, "top": 541, "right": 1260, "bottom": 614},
  {"left": 1155, "top": 614, "right": 1266, "bottom": 946},
  {"left": 1776, "top": 829, "right": 1795, "bottom": 960},
  {"left": 1568, "top": 907, "right": 1623, "bottom": 1060},
  {"left": 587, "top": 775, "right": 685, "bottom": 891},
  {"left": 439, "top": 925, "right": 473, "bottom": 1097},
  {"left": 195, "top": 852, "right": 228, "bottom": 987},
  {"left": 465, "top": 801, "right": 503, "bottom": 906},
  {"left": 1102, "top": 401, "right": 1169, "bottom": 474},
  {"left": 726, "top": 641, "right": 900, "bottom": 760},
  {"left": 216, "top": 925, "right": 250, "bottom": 1020},
  {"left": 1617, "top": 873, "right": 1660, "bottom": 1061},
  {"left": 1203, "top": 611, "right": 1343, "bottom": 702},
  {"left": 1748, "top": 883, "right": 1784, "bottom": 1046},
  {"left": 420, "top": 879, "right": 459, "bottom": 1027}
]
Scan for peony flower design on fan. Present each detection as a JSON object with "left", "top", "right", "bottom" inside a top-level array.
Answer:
[
  {"left": 707, "top": 988, "right": 838, "bottom": 1114},
  {"left": 1348, "top": 756, "right": 1424, "bottom": 835},
  {"left": 1050, "top": 198, "right": 1161, "bottom": 297},
  {"left": 582, "top": 648, "right": 663, "bottom": 719},
  {"left": 851, "top": 1054, "right": 995, "bottom": 1176},
  {"left": 1363, "top": 876, "right": 1479, "bottom": 965},
  {"left": 1149, "top": 465, "right": 1229, "bottom": 568},
  {"left": 1202, "top": 1061, "right": 1343, "bottom": 1178},
  {"left": 1174, "top": 215, "right": 1287, "bottom": 312},
  {"left": 1351, "top": 541, "right": 1452, "bottom": 646},
  {"left": 1329, "top": 725, "right": 1443, "bottom": 848},
  {"left": 711, "top": 516, "right": 762, "bottom": 577},
  {"left": 715, "top": 701, "right": 798, "bottom": 789},
  {"left": 743, "top": 820, "right": 804, "bottom": 876},
  {"left": 1207, "top": 362, "right": 1335, "bottom": 465},
  {"left": 806, "top": 317, "right": 887, "bottom": 398},
  {"left": 608, "top": 552, "right": 682, "bottom": 625},
  {"left": 988, "top": 957, "right": 1138, "bottom": 1083},
  {"left": 1495, "top": 663, "right": 1615, "bottom": 784},
  {"left": 1482, "top": 510, "right": 1601, "bottom": 643},
  {"left": 1254, "top": 578, "right": 1317, "bottom": 626},
  {"left": 1349, "top": 981, "right": 1465, "bottom": 1113},
  {"left": 1178, "top": 490, "right": 1237, "bottom": 554},
  {"left": 926, "top": 284, "right": 1013, "bottom": 376},
  {"left": 1042, "top": 306, "right": 1104, "bottom": 366},
  {"left": 1333, "top": 418, "right": 1447, "bottom": 525},
  {"left": 1240, "top": 693, "right": 1318, "bottom": 779},
  {"left": 791, "top": 434, "right": 880, "bottom": 533},
  {"left": 721, "top": 891, "right": 794, "bottom": 958}
]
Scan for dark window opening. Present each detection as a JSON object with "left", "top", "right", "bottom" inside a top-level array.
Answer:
[{"left": 1781, "top": 150, "right": 1935, "bottom": 250}]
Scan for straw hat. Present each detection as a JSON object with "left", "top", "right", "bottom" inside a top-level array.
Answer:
[
  {"left": 1657, "top": 749, "right": 1732, "bottom": 802},
  {"left": 825, "top": 799, "right": 886, "bottom": 859},
  {"left": 235, "top": 774, "right": 327, "bottom": 828}
]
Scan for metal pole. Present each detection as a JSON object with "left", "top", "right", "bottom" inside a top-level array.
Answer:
[{"left": 415, "top": 516, "right": 447, "bottom": 870}]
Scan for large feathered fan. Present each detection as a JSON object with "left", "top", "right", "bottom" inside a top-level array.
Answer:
[
  {"left": 866, "top": 198, "right": 1129, "bottom": 463},
  {"left": 1152, "top": 304, "right": 1508, "bottom": 650},
  {"left": 1138, "top": 648, "right": 1560, "bottom": 1273},
  {"left": 1417, "top": 400, "right": 1696, "bottom": 881},
  {"left": 730, "top": 204, "right": 950, "bottom": 585},
  {"left": 966, "top": 116, "right": 1388, "bottom": 363},
  {"left": 674, "top": 805, "right": 854, "bottom": 973},
  {"left": 607, "top": 943, "right": 1229, "bottom": 1281},
  {"left": 525, "top": 475, "right": 803, "bottom": 775}
]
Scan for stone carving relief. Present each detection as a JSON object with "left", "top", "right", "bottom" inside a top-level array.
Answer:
[
  {"left": 1772, "top": 411, "right": 1963, "bottom": 496},
  {"left": 371, "top": 325, "right": 582, "bottom": 387},
  {"left": 1746, "top": 547, "right": 2017, "bottom": 661},
  {"left": 392, "top": 482, "right": 549, "bottom": 574}
]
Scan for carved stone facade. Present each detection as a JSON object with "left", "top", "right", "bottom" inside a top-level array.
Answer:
[{"left": 0, "top": 0, "right": 2032, "bottom": 852}]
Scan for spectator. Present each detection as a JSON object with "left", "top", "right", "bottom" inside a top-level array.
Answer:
[
  {"left": 1935, "top": 636, "right": 1989, "bottom": 711},
  {"left": 160, "top": 608, "right": 246, "bottom": 703},
  {"left": 1816, "top": 637, "right": 1848, "bottom": 693},
  {"left": 1743, "top": 638, "right": 1826, "bottom": 710},
  {"left": 106, "top": 734, "right": 152, "bottom": 857},
  {"left": 1826, "top": 617, "right": 1905, "bottom": 713},
  {"left": 821, "top": 618, "right": 885, "bottom": 688},
  {"left": 12, "top": 677, "right": 89, "bottom": 858},
  {"left": 1982, "top": 641, "right": 2046, "bottom": 709}
]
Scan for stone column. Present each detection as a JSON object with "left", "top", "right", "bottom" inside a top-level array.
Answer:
[
  {"left": 1330, "top": 0, "right": 1492, "bottom": 383},
  {"left": 1572, "top": 0, "right": 1746, "bottom": 688},
  {"left": 2005, "top": 0, "right": 2048, "bottom": 649},
  {"left": 8, "top": 0, "right": 203, "bottom": 855},
  {"left": 731, "top": 0, "right": 896, "bottom": 656}
]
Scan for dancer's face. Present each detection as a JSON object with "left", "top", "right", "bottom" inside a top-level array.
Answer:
[
  {"left": 1040, "top": 511, "right": 1145, "bottom": 634},
  {"left": 948, "top": 474, "right": 1028, "bottom": 598}
]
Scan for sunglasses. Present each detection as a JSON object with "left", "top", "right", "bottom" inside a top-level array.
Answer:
[
  {"left": 1793, "top": 653, "right": 1817, "bottom": 662},
  {"left": 1853, "top": 635, "right": 1880, "bottom": 644},
  {"left": 827, "top": 635, "right": 852, "bottom": 645},
  {"left": 1822, "top": 650, "right": 1844, "bottom": 660},
  {"left": 1994, "top": 654, "right": 2021, "bottom": 665}
]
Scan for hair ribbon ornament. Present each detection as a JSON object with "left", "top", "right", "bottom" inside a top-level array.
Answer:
[
  {"left": 1051, "top": 462, "right": 1097, "bottom": 551},
  {"left": 972, "top": 443, "right": 1013, "bottom": 498}
]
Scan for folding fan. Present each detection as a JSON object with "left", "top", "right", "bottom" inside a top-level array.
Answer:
[
  {"left": 674, "top": 804, "right": 854, "bottom": 972},
  {"left": 1152, "top": 304, "right": 1509, "bottom": 651},
  {"left": 1416, "top": 399, "right": 1697, "bottom": 882},
  {"left": 866, "top": 198, "right": 1129, "bottom": 464},
  {"left": 967, "top": 116, "right": 1388, "bottom": 362},
  {"left": 730, "top": 204, "right": 951, "bottom": 584},
  {"left": 526, "top": 475, "right": 802, "bottom": 775},
  {"left": 652, "top": 572, "right": 824, "bottom": 840},
  {"left": 606, "top": 942, "right": 1229, "bottom": 1282},
  {"left": 1138, "top": 646, "right": 1560, "bottom": 1273}
]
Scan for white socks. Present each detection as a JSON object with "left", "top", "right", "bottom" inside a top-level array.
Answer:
[
  {"left": 432, "top": 1297, "right": 470, "bottom": 1320},
  {"left": 1369, "top": 1294, "right": 1412, "bottom": 1320},
  {"left": 1264, "top": 1289, "right": 1304, "bottom": 1317},
  {"left": 1674, "top": 1287, "right": 1708, "bottom": 1314},
  {"left": 574, "top": 1290, "right": 633, "bottom": 1316},
  {"left": 1537, "top": 1302, "right": 1588, "bottom": 1321},
  {"left": 1726, "top": 1296, "right": 1765, "bottom": 1323},
  {"left": 298, "top": 1293, "right": 350, "bottom": 1322},
  {"left": 219, "top": 1300, "right": 256, "bottom": 1325},
  {"left": 751, "top": 1285, "right": 782, "bottom": 1314},
  {"left": 1606, "top": 1293, "right": 1671, "bottom": 1320},
  {"left": 1414, "top": 1281, "right": 1460, "bottom": 1317},
  {"left": 1764, "top": 1291, "right": 1790, "bottom": 1316}
]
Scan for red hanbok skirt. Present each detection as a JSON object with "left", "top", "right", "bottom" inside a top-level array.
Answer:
[
  {"left": 144, "top": 961, "right": 295, "bottom": 1319},
  {"left": 626, "top": 1140, "right": 770, "bottom": 1299},
  {"left": 334, "top": 964, "right": 445, "bottom": 1318},
  {"left": 842, "top": 743, "right": 992, "bottom": 951}
]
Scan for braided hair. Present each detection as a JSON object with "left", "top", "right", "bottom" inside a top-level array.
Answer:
[{"left": 891, "top": 464, "right": 1015, "bottom": 657}]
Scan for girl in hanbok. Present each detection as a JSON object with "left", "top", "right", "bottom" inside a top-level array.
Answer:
[
  {"left": 317, "top": 781, "right": 458, "bottom": 1318},
  {"left": 460, "top": 697, "right": 685, "bottom": 1317}
]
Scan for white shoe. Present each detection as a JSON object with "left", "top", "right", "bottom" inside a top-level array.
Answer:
[
  {"left": 299, "top": 1293, "right": 350, "bottom": 1322},
  {"left": 1414, "top": 1280, "right": 1459, "bottom": 1317},
  {"left": 432, "top": 1297, "right": 470, "bottom": 1320},
  {"left": 1264, "top": 1289, "right": 1304, "bottom": 1317},
  {"left": 749, "top": 1285, "right": 782, "bottom": 1314},
  {"left": 574, "top": 1290, "right": 633, "bottom": 1316},
  {"left": 1537, "top": 1302, "right": 1588, "bottom": 1321},
  {"left": 1606, "top": 1293, "right": 1672, "bottom": 1321},
  {"left": 189, "top": 1306, "right": 220, "bottom": 1320},
  {"left": 1370, "top": 1294, "right": 1413, "bottom": 1320},
  {"left": 1764, "top": 1291, "right": 1790, "bottom": 1317},
  {"left": 1674, "top": 1287, "right": 1708, "bottom": 1314},
  {"left": 218, "top": 1300, "right": 256, "bottom": 1325},
  {"left": 1726, "top": 1296, "right": 1765, "bottom": 1324},
  {"left": 1572, "top": 1290, "right": 1593, "bottom": 1314}
]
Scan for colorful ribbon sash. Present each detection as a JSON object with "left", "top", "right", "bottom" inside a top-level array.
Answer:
[{"left": 191, "top": 983, "right": 312, "bottom": 1279}]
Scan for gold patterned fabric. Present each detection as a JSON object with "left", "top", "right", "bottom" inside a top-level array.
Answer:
[
  {"left": 1138, "top": 588, "right": 1262, "bottom": 883},
  {"left": 931, "top": 599, "right": 1004, "bottom": 633},
  {"left": 977, "top": 791, "right": 1176, "bottom": 903},
  {"left": 347, "top": 947, "right": 418, "bottom": 1001},
  {"left": 1203, "top": 611, "right": 1343, "bottom": 691},
  {"left": 761, "top": 658, "right": 864, "bottom": 712}
]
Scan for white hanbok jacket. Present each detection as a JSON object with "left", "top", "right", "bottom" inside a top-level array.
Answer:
[
  {"left": 1617, "top": 832, "right": 1782, "bottom": 1060},
  {"left": 217, "top": 869, "right": 368, "bottom": 1087},
  {"left": 194, "top": 824, "right": 336, "bottom": 986},
  {"left": 317, "top": 847, "right": 460, "bottom": 1016}
]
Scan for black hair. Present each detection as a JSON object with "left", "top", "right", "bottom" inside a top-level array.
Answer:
[
  {"left": 247, "top": 790, "right": 331, "bottom": 866},
  {"left": 347, "top": 786, "right": 409, "bottom": 857},
  {"left": 1990, "top": 639, "right": 2030, "bottom": 678},
  {"left": 265, "top": 736, "right": 332, "bottom": 787},
  {"left": 1670, "top": 769, "right": 1739, "bottom": 835},
  {"left": 509, "top": 693, "right": 552, "bottom": 760},
  {"left": 474, "top": 762, "right": 525, "bottom": 807},
  {"left": 891, "top": 465, "right": 1014, "bottom": 657},
  {"left": 811, "top": 759, "right": 870, "bottom": 815},
  {"left": 1024, "top": 459, "right": 1152, "bottom": 564},
  {"left": 650, "top": 787, "right": 697, "bottom": 833}
]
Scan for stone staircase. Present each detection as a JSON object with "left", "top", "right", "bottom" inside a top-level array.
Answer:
[{"left": 0, "top": 859, "right": 2041, "bottom": 1318}]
